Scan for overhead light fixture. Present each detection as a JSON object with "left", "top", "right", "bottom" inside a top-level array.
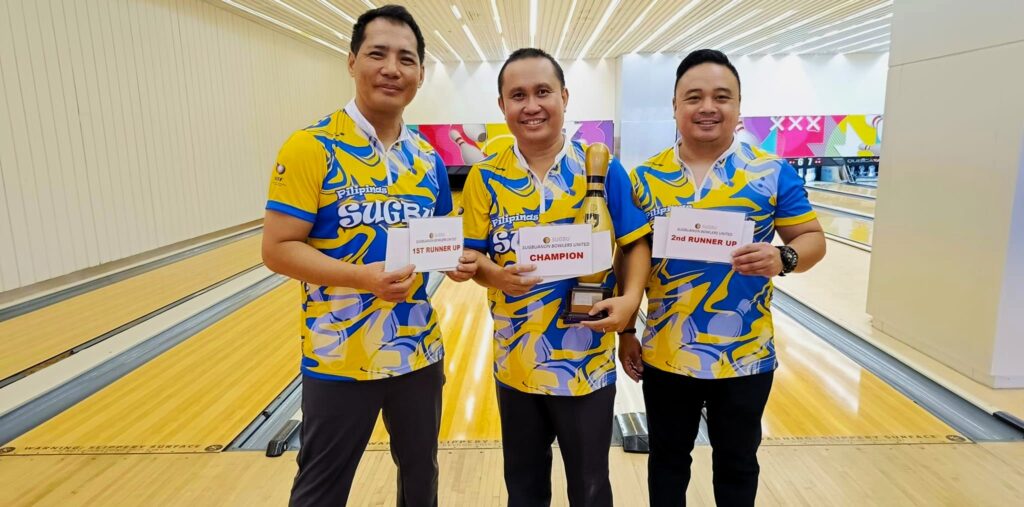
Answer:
[
  {"left": 530, "top": 0, "right": 538, "bottom": 47},
  {"left": 451, "top": 5, "right": 462, "bottom": 20},
  {"left": 714, "top": 10, "right": 794, "bottom": 53},
  {"left": 748, "top": 42, "right": 779, "bottom": 54},
  {"left": 501, "top": 37, "right": 511, "bottom": 58},
  {"left": 726, "top": 0, "right": 858, "bottom": 54},
  {"left": 434, "top": 29, "right": 464, "bottom": 63},
  {"left": 271, "top": 0, "right": 348, "bottom": 41},
  {"left": 361, "top": 0, "right": 376, "bottom": 9},
  {"left": 635, "top": 0, "right": 703, "bottom": 53},
  {"left": 776, "top": 14, "right": 891, "bottom": 53},
  {"left": 656, "top": 0, "right": 742, "bottom": 53},
  {"left": 835, "top": 33, "right": 889, "bottom": 52},
  {"left": 554, "top": 0, "right": 579, "bottom": 58},
  {"left": 578, "top": 0, "right": 622, "bottom": 58},
  {"left": 601, "top": 0, "right": 660, "bottom": 59},
  {"left": 222, "top": 0, "right": 346, "bottom": 54},
  {"left": 809, "top": 0, "right": 892, "bottom": 34},
  {"left": 462, "top": 25, "right": 487, "bottom": 61},
  {"left": 843, "top": 40, "right": 890, "bottom": 53},
  {"left": 490, "top": 0, "right": 503, "bottom": 34},
  {"left": 681, "top": 8, "right": 762, "bottom": 52},
  {"left": 798, "top": 24, "right": 890, "bottom": 54},
  {"left": 425, "top": 50, "right": 442, "bottom": 64},
  {"left": 315, "top": 0, "right": 355, "bottom": 24}
]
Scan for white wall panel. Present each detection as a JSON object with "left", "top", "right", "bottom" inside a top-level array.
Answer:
[
  {"left": 0, "top": 0, "right": 349, "bottom": 291},
  {"left": 891, "top": 0, "right": 1024, "bottom": 66}
]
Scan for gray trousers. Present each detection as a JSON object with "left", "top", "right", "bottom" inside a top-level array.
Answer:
[{"left": 289, "top": 361, "right": 444, "bottom": 507}]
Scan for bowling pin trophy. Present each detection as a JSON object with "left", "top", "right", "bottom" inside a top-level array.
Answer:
[{"left": 562, "top": 143, "right": 616, "bottom": 324}]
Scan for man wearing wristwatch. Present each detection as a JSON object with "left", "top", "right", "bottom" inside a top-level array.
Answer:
[{"left": 621, "top": 49, "right": 826, "bottom": 507}]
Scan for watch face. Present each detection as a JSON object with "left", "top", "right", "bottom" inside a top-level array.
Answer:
[{"left": 782, "top": 247, "right": 798, "bottom": 272}]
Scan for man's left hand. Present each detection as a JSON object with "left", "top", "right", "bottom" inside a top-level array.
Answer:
[
  {"left": 580, "top": 295, "right": 642, "bottom": 334},
  {"left": 444, "top": 249, "right": 480, "bottom": 283},
  {"left": 731, "top": 243, "right": 783, "bottom": 277}
]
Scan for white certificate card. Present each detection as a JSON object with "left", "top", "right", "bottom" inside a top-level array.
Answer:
[
  {"left": 407, "top": 216, "right": 463, "bottom": 272},
  {"left": 516, "top": 224, "right": 593, "bottom": 278},
  {"left": 664, "top": 207, "right": 750, "bottom": 263}
]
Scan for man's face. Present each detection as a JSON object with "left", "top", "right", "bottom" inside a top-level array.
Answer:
[
  {"left": 673, "top": 63, "right": 741, "bottom": 145},
  {"left": 348, "top": 18, "right": 423, "bottom": 114},
  {"left": 498, "top": 57, "right": 569, "bottom": 147}
]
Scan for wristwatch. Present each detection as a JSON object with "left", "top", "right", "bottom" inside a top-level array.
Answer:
[{"left": 777, "top": 246, "right": 798, "bottom": 276}]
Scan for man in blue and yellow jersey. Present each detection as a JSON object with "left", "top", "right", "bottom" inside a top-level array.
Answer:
[
  {"left": 621, "top": 49, "right": 826, "bottom": 507},
  {"left": 462, "top": 48, "right": 652, "bottom": 507},
  {"left": 261, "top": 6, "right": 477, "bottom": 507}
]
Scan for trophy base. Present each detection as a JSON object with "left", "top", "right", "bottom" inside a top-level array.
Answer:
[{"left": 561, "top": 284, "right": 613, "bottom": 324}]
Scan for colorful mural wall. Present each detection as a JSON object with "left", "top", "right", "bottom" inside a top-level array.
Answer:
[
  {"left": 411, "top": 120, "right": 614, "bottom": 167},
  {"left": 737, "top": 114, "right": 883, "bottom": 158}
]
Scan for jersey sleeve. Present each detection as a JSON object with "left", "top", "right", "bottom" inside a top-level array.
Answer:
[
  {"left": 266, "top": 131, "right": 326, "bottom": 223},
  {"left": 606, "top": 157, "right": 652, "bottom": 247},
  {"left": 774, "top": 161, "right": 817, "bottom": 227},
  {"left": 461, "top": 164, "right": 492, "bottom": 252}
]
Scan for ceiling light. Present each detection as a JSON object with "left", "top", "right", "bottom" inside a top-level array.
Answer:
[
  {"left": 809, "top": 0, "right": 892, "bottom": 34},
  {"left": 451, "top": 5, "right": 462, "bottom": 20},
  {"left": 490, "top": 0, "right": 503, "bottom": 34},
  {"left": 361, "top": 0, "right": 376, "bottom": 9},
  {"left": 462, "top": 25, "right": 487, "bottom": 61},
  {"left": 835, "top": 33, "right": 889, "bottom": 52},
  {"left": 726, "top": 0, "right": 857, "bottom": 54},
  {"left": 271, "top": 1, "right": 347, "bottom": 41},
  {"left": 555, "top": 0, "right": 579, "bottom": 58},
  {"left": 714, "top": 10, "right": 794, "bottom": 52},
  {"left": 315, "top": 0, "right": 355, "bottom": 24},
  {"left": 530, "top": 0, "right": 538, "bottom": 47},
  {"left": 844, "top": 40, "right": 890, "bottom": 53},
  {"left": 656, "top": 0, "right": 741, "bottom": 53},
  {"left": 222, "top": 0, "right": 346, "bottom": 54},
  {"left": 681, "top": 8, "right": 762, "bottom": 52},
  {"left": 635, "top": 0, "right": 703, "bottom": 53},
  {"left": 578, "top": 0, "right": 621, "bottom": 58},
  {"left": 798, "top": 24, "right": 890, "bottom": 54},
  {"left": 501, "top": 37, "right": 510, "bottom": 58},
  {"left": 601, "top": 0, "right": 660, "bottom": 59},
  {"left": 425, "top": 50, "right": 442, "bottom": 64},
  {"left": 434, "top": 30, "right": 464, "bottom": 63},
  {"left": 776, "top": 14, "right": 891, "bottom": 53}
]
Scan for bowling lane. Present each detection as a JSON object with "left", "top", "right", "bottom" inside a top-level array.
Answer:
[
  {"left": 0, "top": 233, "right": 264, "bottom": 383},
  {"left": 807, "top": 181, "right": 878, "bottom": 198},
  {"left": 763, "top": 310, "right": 962, "bottom": 445},
  {"left": 368, "top": 279, "right": 502, "bottom": 448},
  {"left": 807, "top": 187, "right": 875, "bottom": 218},
  {"left": 814, "top": 207, "right": 874, "bottom": 247},
  {"left": 3, "top": 280, "right": 297, "bottom": 455}
]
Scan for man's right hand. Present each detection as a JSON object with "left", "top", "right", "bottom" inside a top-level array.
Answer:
[
  {"left": 356, "top": 262, "right": 417, "bottom": 303},
  {"left": 493, "top": 263, "right": 543, "bottom": 297},
  {"left": 618, "top": 333, "right": 644, "bottom": 382}
]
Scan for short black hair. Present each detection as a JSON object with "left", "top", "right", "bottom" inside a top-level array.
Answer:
[
  {"left": 497, "top": 47, "right": 566, "bottom": 95},
  {"left": 674, "top": 49, "right": 741, "bottom": 94},
  {"left": 351, "top": 4, "right": 425, "bottom": 63}
]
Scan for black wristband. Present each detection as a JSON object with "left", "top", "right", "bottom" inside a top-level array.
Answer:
[{"left": 619, "top": 328, "right": 637, "bottom": 336}]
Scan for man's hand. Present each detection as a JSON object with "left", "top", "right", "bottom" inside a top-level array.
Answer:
[
  {"left": 618, "top": 333, "right": 644, "bottom": 382},
  {"left": 354, "top": 262, "right": 417, "bottom": 302},
  {"left": 493, "top": 263, "right": 543, "bottom": 297},
  {"left": 731, "top": 243, "right": 783, "bottom": 277},
  {"left": 445, "top": 249, "right": 480, "bottom": 283},
  {"left": 580, "top": 294, "right": 642, "bottom": 334}
]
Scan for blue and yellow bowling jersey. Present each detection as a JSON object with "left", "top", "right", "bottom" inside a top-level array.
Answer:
[
  {"left": 462, "top": 139, "right": 650, "bottom": 396},
  {"left": 266, "top": 101, "right": 452, "bottom": 381},
  {"left": 630, "top": 140, "right": 816, "bottom": 379}
]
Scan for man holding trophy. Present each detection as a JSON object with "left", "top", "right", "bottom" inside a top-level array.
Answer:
[{"left": 461, "top": 48, "right": 651, "bottom": 506}]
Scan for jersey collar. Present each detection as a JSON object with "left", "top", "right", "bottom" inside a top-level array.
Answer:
[
  {"left": 673, "top": 135, "right": 741, "bottom": 170},
  {"left": 512, "top": 135, "right": 572, "bottom": 178},
  {"left": 343, "top": 99, "right": 413, "bottom": 148}
]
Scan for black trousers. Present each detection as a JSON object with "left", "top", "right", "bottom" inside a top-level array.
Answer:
[
  {"left": 496, "top": 383, "right": 616, "bottom": 507},
  {"left": 289, "top": 361, "right": 444, "bottom": 507},
  {"left": 642, "top": 366, "right": 774, "bottom": 507}
]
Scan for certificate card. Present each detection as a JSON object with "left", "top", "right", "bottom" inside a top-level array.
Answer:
[
  {"left": 516, "top": 224, "right": 594, "bottom": 278},
  {"left": 385, "top": 216, "right": 463, "bottom": 272},
  {"left": 654, "top": 208, "right": 753, "bottom": 263}
]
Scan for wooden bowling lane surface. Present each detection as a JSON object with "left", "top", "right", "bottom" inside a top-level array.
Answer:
[
  {"left": 2, "top": 281, "right": 298, "bottom": 455},
  {"left": 807, "top": 187, "right": 876, "bottom": 218},
  {"left": 806, "top": 181, "right": 878, "bottom": 199},
  {"left": 763, "top": 310, "right": 963, "bottom": 445},
  {"left": 814, "top": 207, "right": 873, "bottom": 247},
  {"left": 0, "top": 233, "right": 264, "bottom": 382},
  {"left": 368, "top": 279, "right": 502, "bottom": 449}
]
